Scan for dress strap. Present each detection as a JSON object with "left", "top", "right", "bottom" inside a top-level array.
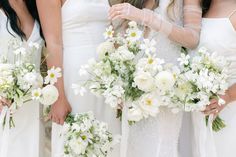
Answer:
[
  {"left": 0, "top": 9, "right": 4, "bottom": 15},
  {"left": 229, "top": 9, "right": 236, "bottom": 18}
]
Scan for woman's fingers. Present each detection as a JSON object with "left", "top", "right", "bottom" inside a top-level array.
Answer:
[
  {"left": 52, "top": 116, "right": 60, "bottom": 124},
  {"left": 0, "top": 97, "right": 11, "bottom": 107},
  {"left": 204, "top": 108, "right": 218, "bottom": 116},
  {"left": 203, "top": 102, "right": 219, "bottom": 115},
  {"left": 210, "top": 99, "right": 218, "bottom": 105},
  {"left": 109, "top": 10, "right": 122, "bottom": 20},
  {"left": 59, "top": 118, "right": 65, "bottom": 125},
  {"left": 204, "top": 102, "right": 217, "bottom": 111},
  {"left": 109, "top": 7, "right": 124, "bottom": 20},
  {"left": 0, "top": 103, "right": 3, "bottom": 113},
  {"left": 109, "top": 3, "right": 129, "bottom": 20}
]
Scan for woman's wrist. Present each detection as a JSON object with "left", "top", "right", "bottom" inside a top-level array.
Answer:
[{"left": 221, "top": 90, "right": 233, "bottom": 106}]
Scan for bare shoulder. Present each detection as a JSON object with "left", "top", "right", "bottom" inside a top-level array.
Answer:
[{"left": 230, "top": 14, "right": 236, "bottom": 31}]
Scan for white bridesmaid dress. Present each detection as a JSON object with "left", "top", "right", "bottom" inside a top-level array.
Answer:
[
  {"left": 51, "top": 0, "right": 121, "bottom": 157},
  {"left": 191, "top": 10, "right": 236, "bottom": 157},
  {"left": 0, "top": 10, "right": 44, "bottom": 157},
  {"left": 123, "top": 1, "right": 184, "bottom": 157}
]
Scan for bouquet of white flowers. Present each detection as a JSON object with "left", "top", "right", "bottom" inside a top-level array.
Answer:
[
  {"left": 127, "top": 52, "right": 180, "bottom": 123},
  {"left": 72, "top": 22, "right": 144, "bottom": 119},
  {"left": 171, "top": 47, "right": 230, "bottom": 131},
  {"left": 73, "top": 22, "right": 178, "bottom": 124},
  {"left": 0, "top": 39, "right": 61, "bottom": 128},
  {"left": 63, "top": 112, "right": 119, "bottom": 157}
]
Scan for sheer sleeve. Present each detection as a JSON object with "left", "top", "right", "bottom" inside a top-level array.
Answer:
[{"left": 142, "top": 2, "right": 202, "bottom": 49}]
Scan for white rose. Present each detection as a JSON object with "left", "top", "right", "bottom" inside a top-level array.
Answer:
[
  {"left": 155, "top": 71, "right": 175, "bottom": 92},
  {"left": 127, "top": 105, "right": 143, "bottom": 122},
  {"left": 97, "top": 41, "right": 115, "bottom": 59},
  {"left": 134, "top": 71, "right": 155, "bottom": 92},
  {"left": 174, "top": 81, "right": 193, "bottom": 100},
  {"left": 39, "top": 85, "right": 59, "bottom": 106},
  {"left": 139, "top": 93, "right": 160, "bottom": 118}
]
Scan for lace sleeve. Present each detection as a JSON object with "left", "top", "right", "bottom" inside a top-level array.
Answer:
[{"left": 142, "top": 4, "right": 202, "bottom": 49}]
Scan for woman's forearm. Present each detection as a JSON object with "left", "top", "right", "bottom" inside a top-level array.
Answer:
[
  {"left": 45, "top": 42, "right": 66, "bottom": 94},
  {"left": 36, "top": 0, "right": 66, "bottom": 94},
  {"left": 228, "top": 84, "right": 236, "bottom": 103}
]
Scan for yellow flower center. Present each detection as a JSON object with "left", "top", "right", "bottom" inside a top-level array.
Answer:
[
  {"left": 131, "top": 32, "right": 137, "bottom": 37},
  {"left": 50, "top": 73, "right": 55, "bottom": 78},
  {"left": 173, "top": 74, "right": 177, "bottom": 79},
  {"left": 34, "top": 92, "right": 40, "bottom": 97},
  {"left": 146, "top": 99, "right": 153, "bottom": 106},
  {"left": 107, "top": 31, "right": 112, "bottom": 36},
  {"left": 148, "top": 58, "right": 154, "bottom": 64},
  {"left": 81, "top": 135, "right": 87, "bottom": 140}
]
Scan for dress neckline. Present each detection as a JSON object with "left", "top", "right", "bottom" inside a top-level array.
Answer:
[
  {"left": 202, "top": 18, "right": 236, "bottom": 34},
  {"left": 203, "top": 17, "right": 229, "bottom": 20}
]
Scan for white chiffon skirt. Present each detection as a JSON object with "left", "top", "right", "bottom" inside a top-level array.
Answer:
[
  {"left": 124, "top": 108, "right": 183, "bottom": 157},
  {"left": 0, "top": 101, "right": 44, "bottom": 157},
  {"left": 192, "top": 100, "right": 236, "bottom": 157}
]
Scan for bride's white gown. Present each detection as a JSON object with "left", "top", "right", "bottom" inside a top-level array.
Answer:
[
  {"left": 0, "top": 10, "right": 43, "bottom": 157},
  {"left": 191, "top": 10, "right": 236, "bottom": 157},
  {"left": 51, "top": 0, "right": 121, "bottom": 157},
  {"left": 124, "top": 1, "right": 183, "bottom": 157}
]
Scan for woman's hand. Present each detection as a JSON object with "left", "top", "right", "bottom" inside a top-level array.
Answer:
[
  {"left": 0, "top": 97, "right": 12, "bottom": 112},
  {"left": 108, "top": 3, "right": 144, "bottom": 22},
  {"left": 203, "top": 93, "right": 231, "bottom": 118},
  {"left": 50, "top": 94, "right": 72, "bottom": 125}
]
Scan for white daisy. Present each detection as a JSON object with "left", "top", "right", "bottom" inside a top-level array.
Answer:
[
  {"left": 44, "top": 67, "right": 62, "bottom": 85},
  {"left": 32, "top": 88, "right": 42, "bottom": 100},
  {"left": 103, "top": 26, "right": 114, "bottom": 39},
  {"left": 126, "top": 28, "right": 142, "bottom": 42}
]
